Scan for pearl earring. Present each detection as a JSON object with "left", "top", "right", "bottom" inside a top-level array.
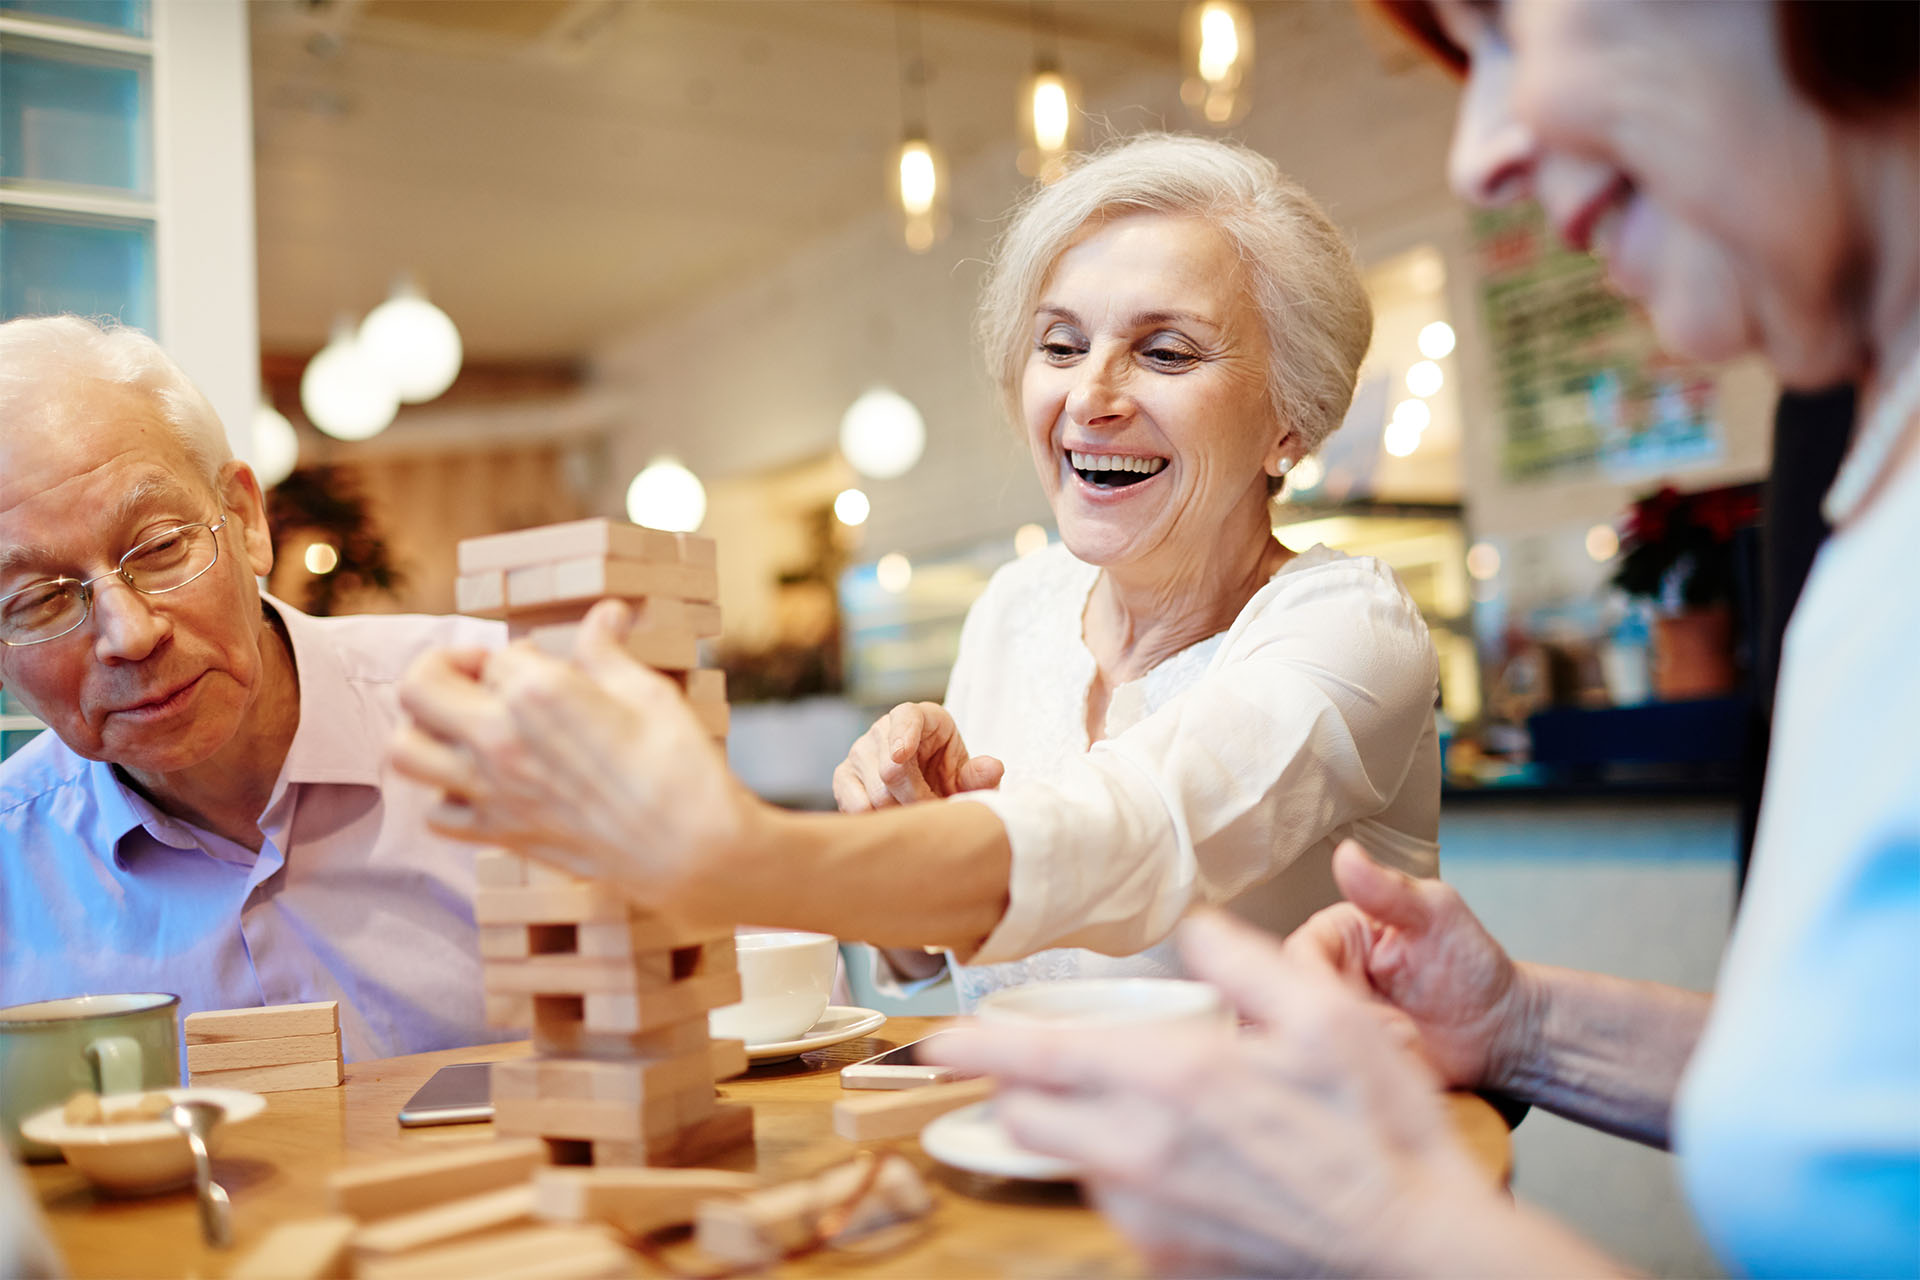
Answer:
[{"left": 1273, "top": 458, "right": 1294, "bottom": 477}]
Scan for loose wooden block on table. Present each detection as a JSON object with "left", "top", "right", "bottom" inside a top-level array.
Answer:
[
  {"left": 457, "top": 519, "right": 688, "bottom": 576},
  {"left": 191, "top": 1054, "right": 343, "bottom": 1093},
  {"left": 227, "top": 1214, "right": 357, "bottom": 1280},
  {"left": 353, "top": 1224, "right": 633, "bottom": 1280},
  {"left": 350, "top": 1183, "right": 538, "bottom": 1257},
  {"left": 327, "top": 1138, "right": 546, "bottom": 1222},
  {"left": 186, "top": 1032, "right": 341, "bottom": 1073},
  {"left": 695, "top": 1155, "right": 933, "bottom": 1268},
  {"left": 832, "top": 1076, "right": 997, "bottom": 1141},
  {"left": 533, "top": 1166, "right": 756, "bottom": 1236},
  {"left": 184, "top": 1000, "right": 338, "bottom": 1043}
]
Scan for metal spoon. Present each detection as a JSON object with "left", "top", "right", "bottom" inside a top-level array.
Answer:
[{"left": 169, "top": 1100, "right": 233, "bottom": 1249}]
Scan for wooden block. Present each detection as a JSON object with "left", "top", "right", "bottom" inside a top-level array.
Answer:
[
  {"left": 683, "top": 601, "right": 723, "bottom": 638},
  {"left": 505, "top": 556, "right": 718, "bottom": 609},
  {"left": 513, "top": 620, "right": 699, "bottom": 671},
  {"left": 191, "top": 1054, "right": 343, "bottom": 1093},
  {"left": 590, "top": 1101, "right": 754, "bottom": 1168},
  {"left": 480, "top": 925, "right": 533, "bottom": 961},
  {"left": 185, "top": 1000, "right": 338, "bottom": 1044},
  {"left": 532, "top": 1006, "right": 713, "bottom": 1062},
  {"left": 533, "top": 1166, "right": 755, "bottom": 1236},
  {"left": 492, "top": 1050, "right": 715, "bottom": 1104},
  {"left": 486, "top": 994, "right": 533, "bottom": 1029},
  {"left": 677, "top": 668, "right": 725, "bottom": 702},
  {"left": 474, "top": 885, "right": 628, "bottom": 926},
  {"left": 351, "top": 1183, "right": 537, "bottom": 1257},
  {"left": 227, "top": 1215, "right": 356, "bottom": 1280},
  {"left": 832, "top": 1077, "right": 997, "bottom": 1141},
  {"left": 710, "top": 1039, "right": 748, "bottom": 1082},
  {"left": 475, "top": 849, "right": 529, "bottom": 889},
  {"left": 328, "top": 1139, "right": 546, "bottom": 1222},
  {"left": 484, "top": 955, "right": 674, "bottom": 998},
  {"left": 458, "top": 518, "right": 684, "bottom": 576},
  {"left": 695, "top": 1156, "right": 932, "bottom": 1268},
  {"left": 673, "top": 533, "right": 716, "bottom": 569},
  {"left": 575, "top": 917, "right": 729, "bottom": 959},
  {"left": 493, "top": 1084, "right": 715, "bottom": 1144},
  {"left": 354, "top": 1224, "right": 632, "bottom": 1280},
  {"left": 186, "top": 1032, "right": 339, "bottom": 1073},
  {"left": 582, "top": 970, "right": 741, "bottom": 1035},
  {"left": 455, "top": 571, "right": 507, "bottom": 617},
  {"left": 687, "top": 699, "right": 730, "bottom": 737}
]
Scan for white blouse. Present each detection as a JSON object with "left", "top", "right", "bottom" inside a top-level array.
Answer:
[{"left": 941, "top": 542, "right": 1441, "bottom": 1008}]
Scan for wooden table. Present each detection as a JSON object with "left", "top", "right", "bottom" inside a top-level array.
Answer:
[{"left": 30, "top": 1017, "right": 1511, "bottom": 1277}]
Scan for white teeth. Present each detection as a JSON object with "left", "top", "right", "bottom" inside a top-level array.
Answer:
[{"left": 1069, "top": 450, "right": 1167, "bottom": 476}]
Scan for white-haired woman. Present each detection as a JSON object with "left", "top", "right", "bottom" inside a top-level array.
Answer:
[
  {"left": 835, "top": 135, "right": 1441, "bottom": 1004},
  {"left": 393, "top": 136, "right": 1441, "bottom": 980}
]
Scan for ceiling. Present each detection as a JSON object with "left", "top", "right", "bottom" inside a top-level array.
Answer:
[{"left": 250, "top": 0, "right": 1190, "bottom": 363}]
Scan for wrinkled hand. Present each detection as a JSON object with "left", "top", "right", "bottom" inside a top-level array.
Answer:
[
  {"left": 389, "top": 599, "right": 757, "bottom": 920},
  {"left": 1283, "top": 840, "right": 1534, "bottom": 1093},
  {"left": 831, "top": 701, "right": 1004, "bottom": 813},
  {"left": 926, "top": 911, "right": 1497, "bottom": 1277}
]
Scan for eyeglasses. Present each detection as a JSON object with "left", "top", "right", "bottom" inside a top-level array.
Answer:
[{"left": 0, "top": 515, "right": 229, "bottom": 647}]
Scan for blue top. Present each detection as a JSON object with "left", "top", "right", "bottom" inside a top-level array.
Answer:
[
  {"left": 0, "top": 598, "right": 505, "bottom": 1062},
  {"left": 1674, "top": 440, "right": 1920, "bottom": 1276}
]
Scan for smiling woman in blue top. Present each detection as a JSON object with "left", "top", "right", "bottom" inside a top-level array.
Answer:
[{"left": 393, "top": 134, "right": 1445, "bottom": 995}]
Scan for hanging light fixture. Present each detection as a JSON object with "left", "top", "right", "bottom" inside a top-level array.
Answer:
[
  {"left": 1181, "top": 1, "right": 1253, "bottom": 126},
  {"left": 301, "top": 316, "right": 398, "bottom": 442},
  {"left": 359, "top": 277, "right": 463, "bottom": 403},
  {"left": 249, "top": 400, "right": 299, "bottom": 488},
  {"left": 839, "top": 388, "right": 926, "bottom": 480},
  {"left": 1020, "top": 4, "right": 1075, "bottom": 181},
  {"left": 625, "top": 458, "right": 707, "bottom": 533},
  {"left": 894, "top": 6, "right": 944, "bottom": 252}
]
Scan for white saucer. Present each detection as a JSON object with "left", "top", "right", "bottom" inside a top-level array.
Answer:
[
  {"left": 745, "top": 1005, "right": 887, "bottom": 1062},
  {"left": 20, "top": 1086, "right": 266, "bottom": 1195},
  {"left": 920, "top": 1100, "right": 1079, "bottom": 1182}
]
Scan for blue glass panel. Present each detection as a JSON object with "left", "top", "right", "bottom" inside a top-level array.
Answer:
[
  {"left": 0, "top": 0, "right": 148, "bottom": 36},
  {"left": 0, "top": 212, "right": 154, "bottom": 332},
  {"left": 0, "top": 47, "right": 150, "bottom": 193}
]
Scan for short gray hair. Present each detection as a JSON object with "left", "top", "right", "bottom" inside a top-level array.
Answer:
[
  {"left": 0, "top": 314, "right": 232, "bottom": 487},
  {"left": 978, "top": 134, "right": 1373, "bottom": 463}
]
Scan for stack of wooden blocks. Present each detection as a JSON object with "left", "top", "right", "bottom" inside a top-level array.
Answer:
[
  {"left": 185, "top": 1000, "right": 343, "bottom": 1093},
  {"left": 455, "top": 519, "right": 752, "bottom": 1169}
]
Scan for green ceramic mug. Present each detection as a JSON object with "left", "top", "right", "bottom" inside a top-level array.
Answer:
[{"left": 0, "top": 994, "right": 182, "bottom": 1162}]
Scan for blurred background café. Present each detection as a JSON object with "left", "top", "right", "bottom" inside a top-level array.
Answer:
[{"left": 0, "top": 1, "right": 1805, "bottom": 1272}]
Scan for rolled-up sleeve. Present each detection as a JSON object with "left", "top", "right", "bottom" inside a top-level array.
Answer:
[{"left": 958, "top": 559, "right": 1437, "bottom": 964}]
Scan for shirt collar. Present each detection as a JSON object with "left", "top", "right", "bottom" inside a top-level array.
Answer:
[{"left": 264, "top": 593, "right": 388, "bottom": 789}]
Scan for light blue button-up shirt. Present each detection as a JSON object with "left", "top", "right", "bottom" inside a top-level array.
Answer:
[{"left": 0, "top": 597, "right": 505, "bottom": 1062}]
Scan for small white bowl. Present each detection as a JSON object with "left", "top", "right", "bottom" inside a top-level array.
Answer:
[{"left": 19, "top": 1087, "right": 265, "bottom": 1196}]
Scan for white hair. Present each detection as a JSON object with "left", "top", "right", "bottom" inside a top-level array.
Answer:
[
  {"left": 978, "top": 133, "right": 1373, "bottom": 466},
  {"left": 0, "top": 315, "right": 232, "bottom": 487}
]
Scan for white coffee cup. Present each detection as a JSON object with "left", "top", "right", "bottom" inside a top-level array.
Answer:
[
  {"left": 708, "top": 931, "right": 839, "bottom": 1045},
  {"left": 973, "top": 977, "right": 1231, "bottom": 1036}
]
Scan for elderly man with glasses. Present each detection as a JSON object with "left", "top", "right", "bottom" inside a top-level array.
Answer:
[{"left": 0, "top": 315, "right": 503, "bottom": 1061}]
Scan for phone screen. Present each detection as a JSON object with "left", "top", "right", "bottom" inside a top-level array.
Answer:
[{"left": 397, "top": 1062, "right": 494, "bottom": 1127}]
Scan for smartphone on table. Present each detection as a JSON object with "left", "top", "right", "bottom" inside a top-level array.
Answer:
[
  {"left": 839, "top": 1032, "right": 967, "bottom": 1090},
  {"left": 397, "top": 1062, "right": 494, "bottom": 1127}
]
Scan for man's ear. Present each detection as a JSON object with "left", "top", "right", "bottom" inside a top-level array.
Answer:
[{"left": 219, "top": 460, "right": 275, "bottom": 578}]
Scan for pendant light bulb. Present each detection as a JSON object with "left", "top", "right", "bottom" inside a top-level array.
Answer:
[
  {"left": 899, "top": 140, "right": 937, "bottom": 217},
  {"left": 1031, "top": 71, "right": 1071, "bottom": 154}
]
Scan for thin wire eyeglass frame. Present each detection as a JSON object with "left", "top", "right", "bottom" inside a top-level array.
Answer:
[{"left": 0, "top": 514, "right": 230, "bottom": 647}]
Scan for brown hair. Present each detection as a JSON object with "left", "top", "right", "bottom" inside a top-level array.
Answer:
[{"left": 1376, "top": 0, "right": 1917, "bottom": 119}]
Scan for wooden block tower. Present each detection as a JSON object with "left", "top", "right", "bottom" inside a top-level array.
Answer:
[{"left": 455, "top": 518, "right": 752, "bottom": 1168}]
